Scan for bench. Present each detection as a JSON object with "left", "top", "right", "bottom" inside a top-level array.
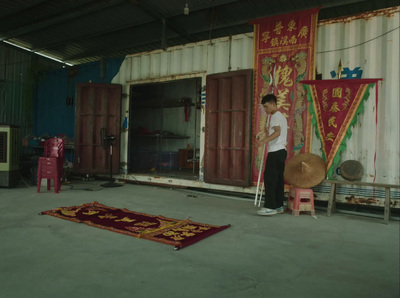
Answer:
[{"left": 322, "top": 180, "right": 400, "bottom": 224}]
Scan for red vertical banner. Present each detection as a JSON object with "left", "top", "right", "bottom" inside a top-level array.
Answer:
[{"left": 250, "top": 8, "right": 320, "bottom": 184}]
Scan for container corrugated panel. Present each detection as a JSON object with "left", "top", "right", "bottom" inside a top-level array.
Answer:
[
  {"left": 124, "top": 34, "right": 254, "bottom": 82},
  {"left": 0, "top": 44, "right": 60, "bottom": 148},
  {"left": 1, "top": 46, "right": 35, "bottom": 137},
  {"left": 314, "top": 8, "right": 400, "bottom": 187},
  {"left": 0, "top": 46, "right": 30, "bottom": 126}
]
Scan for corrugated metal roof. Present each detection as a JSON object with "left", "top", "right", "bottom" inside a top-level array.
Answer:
[{"left": 1, "top": 0, "right": 398, "bottom": 65}]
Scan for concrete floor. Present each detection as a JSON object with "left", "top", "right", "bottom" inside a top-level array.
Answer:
[{"left": 1, "top": 179, "right": 399, "bottom": 298}]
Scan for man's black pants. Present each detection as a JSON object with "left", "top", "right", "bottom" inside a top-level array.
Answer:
[{"left": 263, "top": 149, "right": 287, "bottom": 209}]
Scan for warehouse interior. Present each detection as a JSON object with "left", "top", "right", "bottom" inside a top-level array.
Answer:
[{"left": 1, "top": 1, "right": 399, "bottom": 297}]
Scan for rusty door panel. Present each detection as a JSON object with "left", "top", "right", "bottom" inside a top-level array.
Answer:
[
  {"left": 74, "top": 83, "right": 122, "bottom": 174},
  {"left": 204, "top": 69, "right": 252, "bottom": 186}
]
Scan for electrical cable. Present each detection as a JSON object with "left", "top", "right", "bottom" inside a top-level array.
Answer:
[{"left": 317, "top": 26, "right": 399, "bottom": 53}]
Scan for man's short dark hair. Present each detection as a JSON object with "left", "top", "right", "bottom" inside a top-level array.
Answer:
[{"left": 261, "top": 94, "right": 277, "bottom": 105}]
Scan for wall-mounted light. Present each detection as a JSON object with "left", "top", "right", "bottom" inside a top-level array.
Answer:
[{"left": 184, "top": 3, "right": 189, "bottom": 15}]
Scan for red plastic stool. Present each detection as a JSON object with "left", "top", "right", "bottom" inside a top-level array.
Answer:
[
  {"left": 287, "top": 188, "right": 315, "bottom": 216},
  {"left": 37, "top": 157, "right": 61, "bottom": 193}
]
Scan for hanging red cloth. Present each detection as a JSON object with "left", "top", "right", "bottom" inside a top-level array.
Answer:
[
  {"left": 184, "top": 99, "right": 188, "bottom": 122},
  {"left": 183, "top": 98, "right": 191, "bottom": 122},
  {"left": 301, "top": 78, "right": 382, "bottom": 178}
]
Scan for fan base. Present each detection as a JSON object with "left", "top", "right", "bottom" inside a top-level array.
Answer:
[{"left": 101, "top": 181, "right": 123, "bottom": 188}]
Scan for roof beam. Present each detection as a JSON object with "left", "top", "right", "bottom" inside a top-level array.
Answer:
[
  {"left": 131, "top": 0, "right": 197, "bottom": 44},
  {"left": 32, "top": 0, "right": 243, "bottom": 52},
  {"left": 31, "top": 19, "right": 158, "bottom": 52},
  {"left": 0, "top": 0, "right": 126, "bottom": 41},
  {"left": 10, "top": 0, "right": 371, "bottom": 65},
  {"left": 0, "top": 0, "right": 47, "bottom": 19},
  {"left": 63, "top": 0, "right": 369, "bottom": 64}
]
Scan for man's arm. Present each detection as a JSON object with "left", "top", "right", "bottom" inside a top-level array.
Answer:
[{"left": 256, "top": 125, "right": 281, "bottom": 145}]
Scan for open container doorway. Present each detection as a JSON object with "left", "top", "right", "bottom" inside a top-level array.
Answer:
[{"left": 128, "top": 78, "right": 201, "bottom": 180}]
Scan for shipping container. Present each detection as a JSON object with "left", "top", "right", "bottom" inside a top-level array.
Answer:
[{"left": 111, "top": 7, "right": 399, "bottom": 209}]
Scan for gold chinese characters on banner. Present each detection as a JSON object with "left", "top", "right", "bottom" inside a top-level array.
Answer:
[
  {"left": 250, "top": 8, "right": 320, "bottom": 184},
  {"left": 301, "top": 79, "right": 381, "bottom": 178}
]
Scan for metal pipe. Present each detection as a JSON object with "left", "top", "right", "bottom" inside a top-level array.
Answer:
[{"left": 254, "top": 143, "right": 265, "bottom": 206}]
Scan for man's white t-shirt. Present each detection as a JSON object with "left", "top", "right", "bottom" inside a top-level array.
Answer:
[{"left": 268, "top": 111, "right": 287, "bottom": 152}]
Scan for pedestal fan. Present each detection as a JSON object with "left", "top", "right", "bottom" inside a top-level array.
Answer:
[{"left": 100, "top": 128, "right": 122, "bottom": 188}]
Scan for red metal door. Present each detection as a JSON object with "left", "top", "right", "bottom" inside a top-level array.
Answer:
[
  {"left": 74, "top": 83, "right": 122, "bottom": 174},
  {"left": 204, "top": 70, "right": 253, "bottom": 186}
]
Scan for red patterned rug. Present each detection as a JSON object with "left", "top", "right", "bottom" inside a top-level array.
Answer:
[{"left": 40, "top": 201, "right": 230, "bottom": 250}]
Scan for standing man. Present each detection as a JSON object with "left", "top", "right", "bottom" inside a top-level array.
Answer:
[{"left": 256, "top": 94, "right": 287, "bottom": 215}]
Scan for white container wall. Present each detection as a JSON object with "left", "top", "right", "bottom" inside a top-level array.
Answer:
[
  {"left": 312, "top": 8, "right": 400, "bottom": 206},
  {"left": 112, "top": 8, "right": 399, "bottom": 203},
  {"left": 314, "top": 7, "right": 400, "bottom": 187}
]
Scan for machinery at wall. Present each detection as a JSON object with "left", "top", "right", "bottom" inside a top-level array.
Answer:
[{"left": 0, "top": 124, "right": 19, "bottom": 187}]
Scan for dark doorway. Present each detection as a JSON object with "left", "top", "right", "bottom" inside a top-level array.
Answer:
[{"left": 129, "top": 78, "right": 201, "bottom": 180}]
